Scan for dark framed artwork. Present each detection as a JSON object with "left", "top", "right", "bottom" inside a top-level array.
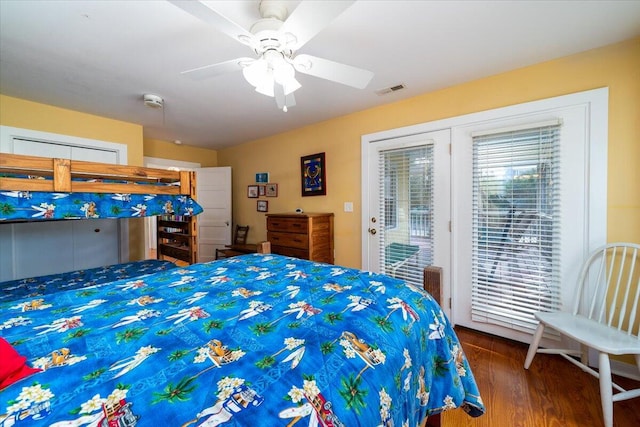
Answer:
[
  {"left": 258, "top": 185, "right": 266, "bottom": 197},
  {"left": 266, "top": 183, "right": 278, "bottom": 197},
  {"left": 301, "top": 152, "right": 326, "bottom": 196},
  {"left": 257, "top": 200, "right": 268, "bottom": 212},
  {"left": 255, "top": 172, "right": 269, "bottom": 183},
  {"left": 247, "top": 185, "right": 259, "bottom": 198}
]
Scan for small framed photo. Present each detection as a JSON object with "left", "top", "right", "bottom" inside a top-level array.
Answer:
[
  {"left": 258, "top": 185, "right": 266, "bottom": 197},
  {"left": 265, "top": 183, "right": 278, "bottom": 197},
  {"left": 247, "top": 185, "right": 259, "bottom": 198},
  {"left": 257, "top": 200, "right": 268, "bottom": 212},
  {"left": 255, "top": 172, "right": 269, "bottom": 183}
]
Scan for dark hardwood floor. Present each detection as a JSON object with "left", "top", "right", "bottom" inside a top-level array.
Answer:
[{"left": 443, "top": 327, "right": 640, "bottom": 427}]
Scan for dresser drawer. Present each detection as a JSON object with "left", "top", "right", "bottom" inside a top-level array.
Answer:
[
  {"left": 267, "top": 216, "right": 308, "bottom": 233},
  {"left": 271, "top": 246, "right": 309, "bottom": 259},
  {"left": 267, "top": 231, "right": 309, "bottom": 249}
]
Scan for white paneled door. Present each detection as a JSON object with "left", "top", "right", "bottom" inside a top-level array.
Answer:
[{"left": 195, "top": 167, "right": 232, "bottom": 263}]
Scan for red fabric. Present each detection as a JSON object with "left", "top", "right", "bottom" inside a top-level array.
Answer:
[{"left": 0, "top": 337, "right": 41, "bottom": 389}]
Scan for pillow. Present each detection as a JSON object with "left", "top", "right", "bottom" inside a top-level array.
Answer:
[{"left": 0, "top": 337, "right": 41, "bottom": 390}]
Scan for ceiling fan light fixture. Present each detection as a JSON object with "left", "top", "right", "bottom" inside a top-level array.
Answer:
[
  {"left": 242, "top": 53, "right": 300, "bottom": 99},
  {"left": 242, "top": 59, "right": 269, "bottom": 88},
  {"left": 255, "top": 77, "right": 275, "bottom": 97},
  {"left": 281, "top": 75, "right": 301, "bottom": 96},
  {"left": 171, "top": 0, "right": 373, "bottom": 112},
  {"left": 273, "top": 61, "right": 300, "bottom": 95}
]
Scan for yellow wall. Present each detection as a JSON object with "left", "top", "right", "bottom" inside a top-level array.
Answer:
[
  {"left": 0, "top": 94, "right": 145, "bottom": 164},
  {"left": 218, "top": 37, "right": 640, "bottom": 269},
  {"left": 144, "top": 137, "right": 218, "bottom": 167}
]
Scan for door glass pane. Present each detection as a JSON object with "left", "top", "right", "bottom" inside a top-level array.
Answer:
[
  {"left": 378, "top": 145, "right": 433, "bottom": 286},
  {"left": 471, "top": 125, "right": 561, "bottom": 333}
]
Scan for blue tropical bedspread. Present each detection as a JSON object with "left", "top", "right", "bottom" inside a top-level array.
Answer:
[
  {"left": 0, "top": 254, "right": 484, "bottom": 426},
  {"left": 0, "top": 260, "right": 177, "bottom": 302},
  {"left": 0, "top": 191, "right": 203, "bottom": 221}
]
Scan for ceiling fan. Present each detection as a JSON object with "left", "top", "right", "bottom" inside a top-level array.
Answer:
[{"left": 169, "top": 0, "right": 374, "bottom": 111}]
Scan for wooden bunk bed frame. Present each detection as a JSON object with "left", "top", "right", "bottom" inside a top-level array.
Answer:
[
  {"left": 0, "top": 152, "right": 195, "bottom": 195},
  {"left": 0, "top": 152, "right": 198, "bottom": 264}
]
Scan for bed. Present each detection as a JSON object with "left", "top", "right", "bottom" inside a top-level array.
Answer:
[
  {"left": 0, "top": 153, "right": 203, "bottom": 222},
  {"left": 0, "top": 254, "right": 484, "bottom": 426},
  {"left": 0, "top": 153, "right": 203, "bottom": 285}
]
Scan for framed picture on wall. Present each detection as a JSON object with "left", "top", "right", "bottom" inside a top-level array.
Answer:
[
  {"left": 266, "top": 183, "right": 278, "bottom": 197},
  {"left": 255, "top": 172, "right": 269, "bottom": 183},
  {"left": 258, "top": 185, "right": 266, "bottom": 197},
  {"left": 301, "top": 152, "right": 326, "bottom": 196},
  {"left": 247, "top": 185, "right": 259, "bottom": 198},
  {"left": 257, "top": 200, "right": 268, "bottom": 212}
]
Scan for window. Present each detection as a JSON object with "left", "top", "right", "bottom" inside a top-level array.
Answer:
[
  {"left": 471, "top": 124, "right": 561, "bottom": 333},
  {"left": 378, "top": 145, "right": 434, "bottom": 285},
  {"left": 384, "top": 166, "right": 397, "bottom": 229}
]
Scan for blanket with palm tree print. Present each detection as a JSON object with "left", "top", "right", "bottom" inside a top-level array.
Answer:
[{"left": 0, "top": 254, "right": 484, "bottom": 426}]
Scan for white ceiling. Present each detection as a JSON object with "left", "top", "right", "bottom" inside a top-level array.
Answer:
[{"left": 1, "top": 0, "right": 639, "bottom": 150}]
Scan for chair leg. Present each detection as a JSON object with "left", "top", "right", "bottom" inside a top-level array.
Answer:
[
  {"left": 524, "top": 323, "right": 545, "bottom": 369},
  {"left": 598, "top": 352, "right": 613, "bottom": 427}
]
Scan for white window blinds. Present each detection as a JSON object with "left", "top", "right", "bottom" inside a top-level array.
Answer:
[
  {"left": 378, "top": 145, "right": 434, "bottom": 286},
  {"left": 471, "top": 124, "right": 561, "bottom": 333}
]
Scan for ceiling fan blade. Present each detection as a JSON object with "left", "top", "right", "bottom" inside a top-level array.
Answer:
[
  {"left": 279, "top": 0, "right": 356, "bottom": 50},
  {"left": 181, "top": 57, "right": 253, "bottom": 80},
  {"left": 169, "top": 0, "right": 255, "bottom": 47},
  {"left": 275, "top": 84, "right": 296, "bottom": 112},
  {"left": 293, "top": 54, "right": 373, "bottom": 89}
]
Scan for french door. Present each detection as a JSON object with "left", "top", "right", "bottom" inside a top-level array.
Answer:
[
  {"left": 362, "top": 129, "right": 451, "bottom": 303},
  {"left": 362, "top": 89, "right": 607, "bottom": 345},
  {"left": 451, "top": 93, "right": 606, "bottom": 345}
]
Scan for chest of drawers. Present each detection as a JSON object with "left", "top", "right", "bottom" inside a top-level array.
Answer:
[{"left": 266, "top": 213, "right": 334, "bottom": 264}]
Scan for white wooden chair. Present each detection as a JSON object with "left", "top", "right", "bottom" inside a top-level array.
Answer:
[{"left": 524, "top": 243, "right": 640, "bottom": 427}]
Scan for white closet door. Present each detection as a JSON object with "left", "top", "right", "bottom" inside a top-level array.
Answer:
[{"left": 12, "top": 221, "right": 74, "bottom": 279}]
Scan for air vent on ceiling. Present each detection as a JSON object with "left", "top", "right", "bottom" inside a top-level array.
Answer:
[{"left": 375, "top": 83, "right": 406, "bottom": 96}]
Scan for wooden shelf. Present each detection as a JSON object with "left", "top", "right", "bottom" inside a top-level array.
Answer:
[
  {"left": 156, "top": 209, "right": 198, "bottom": 266},
  {"left": 157, "top": 216, "right": 197, "bottom": 264}
]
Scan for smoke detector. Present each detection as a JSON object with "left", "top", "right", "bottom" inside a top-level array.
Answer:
[{"left": 143, "top": 94, "right": 163, "bottom": 109}]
